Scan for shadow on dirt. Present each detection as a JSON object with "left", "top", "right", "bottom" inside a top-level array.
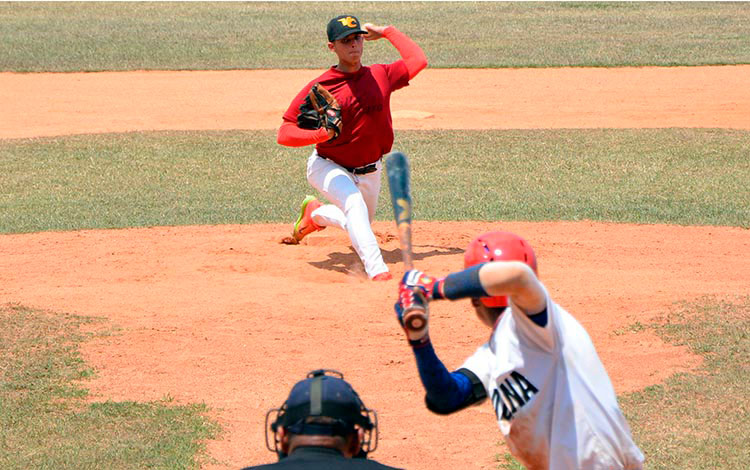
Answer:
[{"left": 309, "top": 244, "right": 463, "bottom": 275}]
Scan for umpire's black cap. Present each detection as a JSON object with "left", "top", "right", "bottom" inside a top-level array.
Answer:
[
  {"left": 327, "top": 15, "right": 367, "bottom": 42},
  {"left": 272, "top": 369, "right": 373, "bottom": 435}
]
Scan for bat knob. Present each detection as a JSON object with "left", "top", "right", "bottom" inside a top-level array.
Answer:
[{"left": 404, "top": 311, "right": 426, "bottom": 331}]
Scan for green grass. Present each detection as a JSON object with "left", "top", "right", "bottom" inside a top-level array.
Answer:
[
  {"left": 619, "top": 297, "right": 750, "bottom": 470},
  {"left": 0, "top": 304, "right": 220, "bottom": 470},
  {"left": 1, "top": 129, "right": 748, "bottom": 234},
  {"left": 2, "top": 2, "right": 749, "bottom": 72},
  {"left": 498, "top": 296, "right": 750, "bottom": 470},
  {"left": 3, "top": 4, "right": 748, "bottom": 468},
  {"left": 496, "top": 452, "right": 525, "bottom": 470}
]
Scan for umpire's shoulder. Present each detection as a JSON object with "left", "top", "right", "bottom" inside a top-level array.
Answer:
[
  {"left": 238, "top": 464, "right": 279, "bottom": 470},
  {"left": 357, "top": 459, "right": 405, "bottom": 470}
]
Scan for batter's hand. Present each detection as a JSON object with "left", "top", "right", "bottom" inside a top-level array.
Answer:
[
  {"left": 402, "top": 269, "right": 446, "bottom": 301},
  {"left": 395, "top": 284, "right": 429, "bottom": 344},
  {"left": 363, "top": 23, "right": 388, "bottom": 41}
]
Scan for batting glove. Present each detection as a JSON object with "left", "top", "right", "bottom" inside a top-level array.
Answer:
[
  {"left": 401, "top": 269, "right": 446, "bottom": 301},
  {"left": 395, "top": 284, "right": 430, "bottom": 346}
]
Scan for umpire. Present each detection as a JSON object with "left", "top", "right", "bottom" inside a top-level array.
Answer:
[{"left": 242, "top": 369, "right": 402, "bottom": 469}]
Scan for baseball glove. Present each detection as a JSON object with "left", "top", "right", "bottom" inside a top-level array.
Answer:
[
  {"left": 308, "top": 83, "right": 342, "bottom": 139},
  {"left": 297, "top": 95, "right": 323, "bottom": 130}
]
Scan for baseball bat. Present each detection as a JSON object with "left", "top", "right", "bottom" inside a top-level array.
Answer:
[{"left": 385, "top": 151, "right": 427, "bottom": 332}]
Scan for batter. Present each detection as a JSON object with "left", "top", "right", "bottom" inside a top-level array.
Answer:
[
  {"left": 277, "top": 14, "right": 427, "bottom": 280},
  {"left": 395, "top": 231, "right": 645, "bottom": 469}
]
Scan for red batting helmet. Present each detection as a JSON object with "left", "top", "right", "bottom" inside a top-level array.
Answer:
[{"left": 464, "top": 231, "right": 538, "bottom": 308}]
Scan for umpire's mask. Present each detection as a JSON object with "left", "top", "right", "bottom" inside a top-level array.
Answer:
[{"left": 265, "top": 369, "right": 379, "bottom": 460}]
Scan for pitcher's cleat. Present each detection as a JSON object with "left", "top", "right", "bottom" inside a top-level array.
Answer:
[{"left": 291, "top": 195, "right": 325, "bottom": 243}]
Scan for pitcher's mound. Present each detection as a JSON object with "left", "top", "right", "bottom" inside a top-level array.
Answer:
[{"left": 392, "top": 109, "right": 435, "bottom": 119}]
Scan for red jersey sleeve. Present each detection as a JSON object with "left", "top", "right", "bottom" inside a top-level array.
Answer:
[
  {"left": 382, "top": 26, "right": 428, "bottom": 80},
  {"left": 383, "top": 60, "right": 410, "bottom": 93},
  {"left": 277, "top": 121, "right": 330, "bottom": 147},
  {"left": 277, "top": 81, "right": 331, "bottom": 147}
]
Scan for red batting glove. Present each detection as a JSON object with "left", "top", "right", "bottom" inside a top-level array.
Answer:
[
  {"left": 401, "top": 269, "right": 446, "bottom": 301},
  {"left": 395, "top": 284, "right": 430, "bottom": 345}
]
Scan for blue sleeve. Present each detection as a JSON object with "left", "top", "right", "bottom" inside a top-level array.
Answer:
[{"left": 411, "top": 342, "right": 473, "bottom": 413}]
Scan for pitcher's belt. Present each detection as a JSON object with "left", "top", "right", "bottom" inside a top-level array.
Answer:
[
  {"left": 320, "top": 155, "right": 378, "bottom": 175},
  {"left": 346, "top": 163, "right": 377, "bottom": 175}
]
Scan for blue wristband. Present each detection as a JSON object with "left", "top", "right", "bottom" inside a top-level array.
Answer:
[{"left": 442, "top": 264, "right": 489, "bottom": 300}]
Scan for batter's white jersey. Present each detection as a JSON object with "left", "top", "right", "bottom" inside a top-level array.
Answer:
[{"left": 460, "top": 286, "right": 645, "bottom": 470}]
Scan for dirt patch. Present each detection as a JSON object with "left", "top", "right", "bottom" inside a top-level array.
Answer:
[
  {"left": 2, "top": 66, "right": 750, "bottom": 139},
  {"left": 2, "top": 222, "right": 748, "bottom": 469},
  {"left": 2, "top": 66, "right": 750, "bottom": 469}
]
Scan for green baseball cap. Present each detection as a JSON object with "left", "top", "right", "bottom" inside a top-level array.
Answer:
[{"left": 327, "top": 15, "right": 367, "bottom": 42}]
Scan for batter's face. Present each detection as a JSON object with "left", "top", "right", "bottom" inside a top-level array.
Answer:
[
  {"left": 472, "top": 299, "right": 503, "bottom": 328},
  {"left": 328, "top": 33, "right": 364, "bottom": 67}
]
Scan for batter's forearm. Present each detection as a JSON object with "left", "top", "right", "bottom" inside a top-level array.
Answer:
[
  {"left": 412, "top": 341, "right": 472, "bottom": 413},
  {"left": 383, "top": 26, "right": 427, "bottom": 79}
]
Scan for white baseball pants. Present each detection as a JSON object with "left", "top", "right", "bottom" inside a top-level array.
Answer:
[{"left": 305, "top": 150, "right": 389, "bottom": 279}]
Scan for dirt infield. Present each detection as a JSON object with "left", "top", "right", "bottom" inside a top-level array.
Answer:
[
  {"left": 3, "top": 66, "right": 750, "bottom": 138},
  {"left": 2, "top": 67, "right": 749, "bottom": 469}
]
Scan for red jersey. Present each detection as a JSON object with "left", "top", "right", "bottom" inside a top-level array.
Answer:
[{"left": 282, "top": 61, "right": 410, "bottom": 168}]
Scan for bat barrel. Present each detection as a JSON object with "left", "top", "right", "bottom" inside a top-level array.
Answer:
[{"left": 385, "top": 151, "right": 414, "bottom": 271}]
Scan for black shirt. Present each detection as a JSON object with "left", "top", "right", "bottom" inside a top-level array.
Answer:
[{"left": 241, "top": 446, "right": 403, "bottom": 470}]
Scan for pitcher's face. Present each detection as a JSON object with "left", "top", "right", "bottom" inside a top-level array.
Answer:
[{"left": 329, "top": 33, "right": 364, "bottom": 65}]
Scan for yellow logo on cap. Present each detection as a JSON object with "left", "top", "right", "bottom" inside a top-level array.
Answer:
[{"left": 337, "top": 16, "right": 358, "bottom": 28}]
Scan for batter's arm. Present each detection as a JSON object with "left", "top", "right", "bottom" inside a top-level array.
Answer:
[
  {"left": 479, "top": 262, "right": 547, "bottom": 317},
  {"left": 411, "top": 341, "right": 487, "bottom": 414}
]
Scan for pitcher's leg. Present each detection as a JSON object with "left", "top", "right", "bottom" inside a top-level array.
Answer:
[
  {"left": 352, "top": 162, "right": 390, "bottom": 278},
  {"left": 307, "top": 154, "right": 389, "bottom": 278},
  {"left": 357, "top": 160, "right": 383, "bottom": 223},
  {"left": 305, "top": 153, "right": 347, "bottom": 229},
  {"left": 341, "top": 191, "right": 389, "bottom": 278}
]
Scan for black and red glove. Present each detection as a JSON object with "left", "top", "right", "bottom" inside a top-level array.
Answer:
[{"left": 296, "top": 84, "right": 342, "bottom": 140}]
